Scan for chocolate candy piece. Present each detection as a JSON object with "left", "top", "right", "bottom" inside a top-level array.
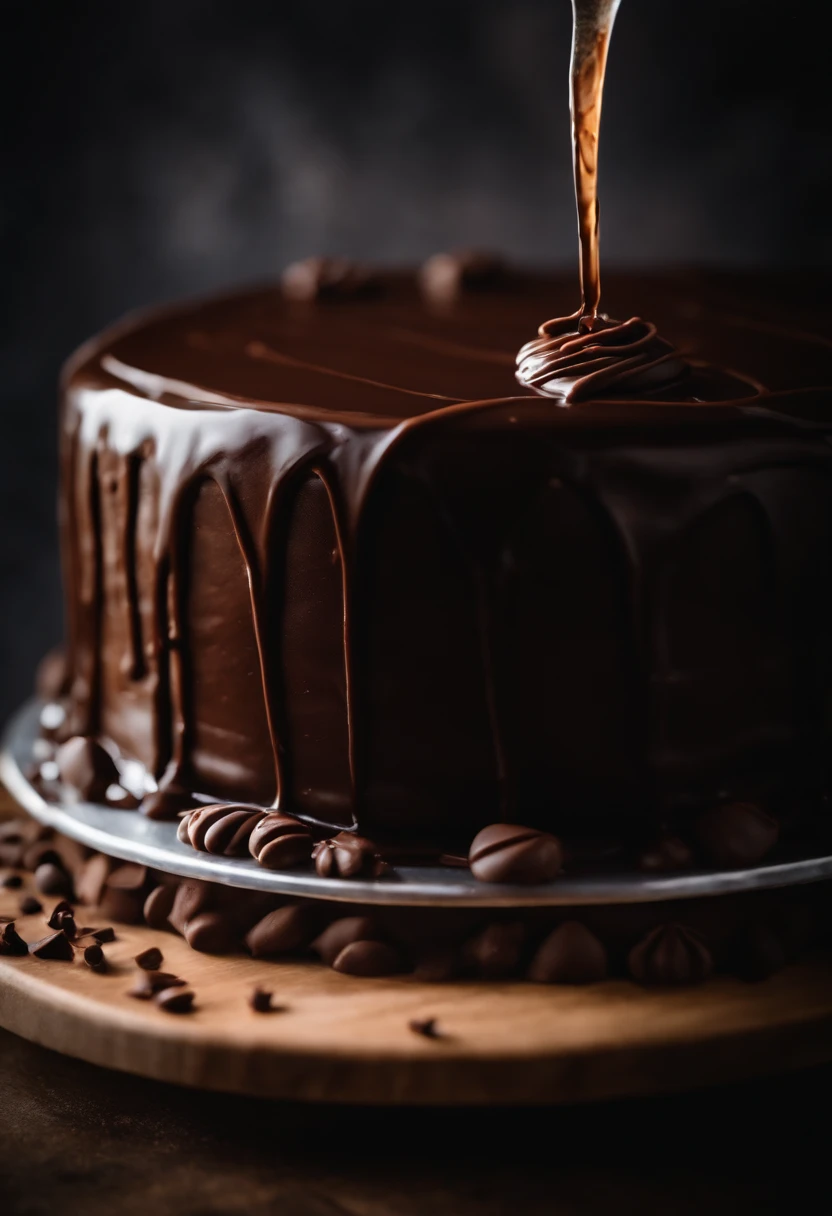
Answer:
[
  {"left": 528, "top": 921, "right": 608, "bottom": 984},
  {"left": 180, "top": 804, "right": 265, "bottom": 856},
  {"left": 281, "top": 256, "right": 378, "bottom": 302},
  {"left": 638, "top": 835, "right": 695, "bottom": 873},
  {"left": 408, "top": 1017, "right": 441, "bottom": 1038},
  {"left": 468, "top": 824, "right": 563, "bottom": 885},
  {"left": 249, "top": 987, "right": 277, "bottom": 1013},
  {"left": 312, "top": 833, "right": 388, "bottom": 879},
  {"left": 249, "top": 814, "right": 313, "bottom": 870},
  {"left": 128, "top": 971, "right": 186, "bottom": 1000},
  {"left": 18, "top": 896, "right": 43, "bottom": 916},
  {"left": 46, "top": 900, "right": 75, "bottom": 929},
  {"left": 331, "top": 940, "right": 403, "bottom": 977},
  {"left": 1, "top": 874, "right": 23, "bottom": 890},
  {"left": 34, "top": 863, "right": 73, "bottom": 898},
  {"left": 83, "top": 943, "right": 106, "bottom": 970},
  {"left": 419, "top": 250, "right": 506, "bottom": 304},
  {"left": 55, "top": 736, "right": 119, "bottom": 801},
  {"left": 628, "top": 923, "right": 713, "bottom": 986},
  {"left": 155, "top": 988, "right": 195, "bottom": 1014},
  {"left": 143, "top": 884, "right": 177, "bottom": 930},
  {"left": 463, "top": 922, "right": 526, "bottom": 979},
  {"left": 245, "top": 905, "right": 315, "bottom": 957},
  {"left": 696, "top": 802, "right": 780, "bottom": 868},
  {"left": 29, "top": 931, "right": 75, "bottom": 961},
  {"left": 310, "top": 916, "right": 380, "bottom": 965},
  {"left": 135, "top": 946, "right": 163, "bottom": 971},
  {"left": 185, "top": 912, "right": 237, "bottom": 954},
  {"left": 0, "top": 922, "right": 29, "bottom": 956},
  {"left": 90, "top": 927, "right": 116, "bottom": 944}
]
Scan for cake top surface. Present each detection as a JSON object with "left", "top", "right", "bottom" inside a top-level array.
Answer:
[{"left": 68, "top": 267, "right": 832, "bottom": 430}]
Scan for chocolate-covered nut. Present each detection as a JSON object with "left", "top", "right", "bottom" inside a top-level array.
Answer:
[
  {"left": 528, "top": 921, "right": 608, "bottom": 984},
  {"left": 135, "top": 947, "right": 163, "bottom": 971},
  {"left": 155, "top": 987, "right": 195, "bottom": 1014},
  {"left": 1, "top": 874, "right": 23, "bottom": 890},
  {"left": 185, "top": 912, "right": 237, "bottom": 954},
  {"left": 310, "top": 916, "right": 381, "bottom": 965},
  {"left": 419, "top": 250, "right": 506, "bottom": 304},
  {"left": 249, "top": 813, "right": 313, "bottom": 870},
  {"left": 34, "top": 862, "right": 73, "bottom": 898},
  {"left": 29, "top": 931, "right": 75, "bottom": 961},
  {"left": 55, "top": 735, "right": 119, "bottom": 801},
  {"left": 696, "top": 802, "right": 779, "bottom": 868},
  {"left": 245, "top": 905, "right": 315, "bottom": 957},
  {"left": 181, "top": 804, "right": 265, "bottom": 857},
  {"left": 638, "top": 835, "right": 695, "bottom": 873},
  {"left": 0, "top": 922, "right": 29, "bottom": 956},
  {"left": 168, "top": 880, "right": 213, "bottom": 936},
  {"left": 312, "top": 833, "right": 388, "bottom": 880},
  {"left": 462, "top": 921, "right": 526, "bottom": 979},
  {"left": 75, "top": 854, "right": 114, "bottom": 906},
  {"left": 35, "top": 647, "right": 69, "bottom": 701},
  {"left": 143, "top": 884, "right": 177, "bottom": 930},
  {"left": 18, "top": 895, "right": 43, "bottom": 916},
  {"left": 331, "top": 940, "right": 403, "bottom": 977},
  {"left": 281, "top": 256, "right": 378, "bottom": 302},
  {"left": 628, "top": 923, "right": 713, "bottom": 987},
  {"left": 468, "top": 824, "right": 563, "bottom": 884}
]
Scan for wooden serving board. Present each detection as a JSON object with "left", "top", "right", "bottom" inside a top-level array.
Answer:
[{"left": 2, "top": 882, "right": 832, "bottom": 1104}]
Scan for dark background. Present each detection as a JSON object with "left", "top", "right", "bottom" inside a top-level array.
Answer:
[{"left": 1, "top": 0, "right": 830, "bottom": 724}]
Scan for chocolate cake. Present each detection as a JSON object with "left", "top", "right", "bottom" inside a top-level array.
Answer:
[{"left": 53, "top": 263, "right": 832, "bottom": 856}]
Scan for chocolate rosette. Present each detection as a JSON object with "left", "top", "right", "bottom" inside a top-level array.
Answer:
[{"left": 515, "top": 313, "right": 689, "bottom": 403}]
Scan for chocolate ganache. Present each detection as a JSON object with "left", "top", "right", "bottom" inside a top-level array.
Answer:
[{"left": 56, "top": 264, "right": 832, "bottom": 849}]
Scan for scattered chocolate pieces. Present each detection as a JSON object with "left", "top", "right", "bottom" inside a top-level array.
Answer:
[
  {"left": 331, "top": 939, "right": 403, "bottom": 978},
  {"left": 245, "top": 905, "right": 315, "bottom": 957},
  {"left": 408, "top": 1017, "right": 441, "bottom": 1039},
  {"left": 312, "top": 832, "right": 389, "bottom": 879},
  {"left": 128, "top": 971, "right": 187, "bottom": 1000},
  {"left": 18, "top": 895, "right": 43, "bottom": 916},
  {"left": 29, "top": 931, "right": 75, "bottom": 961},
  {"left": 468, "top": 824, "right": 563, "bottom": 884},
  {"left": 0, "top": 922, "right": 29, "bottom": 956},
  {"left": 1, "top": 874, "right": 23, "bottom": 890},
  {"left": 55, "top": 735, "right": 120, "bottom": 801},
  {"left": 696, "top": 802, "right": 780, "bottom": 868},
  {"left": 179, "top": 804, "right": 265, "bottom": 857},
  {"left": 134, "top": 946, "right": 163, "bottom": 971},
  {"left": 249, "top": 986, "right": 278, "bottom": 1013},
  {"left": 248, "top": 814, "right": 313, "bottom": 870},
  {"left": 83, "top": 943, "right": 106, "bottom": 971},
  {"left": 528, "top": 921, "right": 608, "bottom": 985},
  {"left": 281, "top": 256, "right": 379, "bottom": 302},
  {"left": 155, "top": 988, "right": 195, "bottom": 1014},
  {"left": 638, "top": 835, "right": 695, "bottom": 873},
  {"left": 34, "top": 862, "right": 73, "bottom": 898},
  {"left": 628, "top": 923, "right": 713, "bottom": 987}
]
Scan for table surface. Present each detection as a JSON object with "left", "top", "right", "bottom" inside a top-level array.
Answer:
[{"left": 0, "top": 1025, "right": 829, "bottom": 1216}]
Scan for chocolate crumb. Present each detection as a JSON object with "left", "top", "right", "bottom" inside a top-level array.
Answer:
[
  {"left": 1, "top": 874, "right": 23, "bottom": 890},
  {"left": 19, "top": 895, "right": 43, "bottom": 916},
  {"left": 83, "top": 943, "right": 106, "bottom": 970},
  {"left": 128, "top": 971, "right": 186, "bottom": 1000},
  {"left": 0, "top": 922, "right": 29, "bottom": 956},
  {"left": 249, "top": 986, "right": 278, "bottom": 1013},
  {"left": 155, "top": 987, "right": 195, "bottom": 1014},
  {"left": 134, "top": 946, "right": 163, "bottom": 971},
  {"left": 29, "top": 931, "right": 75, "bottom": 961},
  {"left": 408, "top": 1017, "right": 441, "bottom": 1039}
]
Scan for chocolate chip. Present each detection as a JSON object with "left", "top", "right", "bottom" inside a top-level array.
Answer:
[
  {"left": 0, "top": 922, "right": 29, "bottom": 956},
  {"left": 34, "top": 862, "right": 73, "bottom": 898},
  {"left": 696, "top": 802, "right": 780, "bottom": 868},
  {"left": 29, "top": 931, "right": 75, "bottom": 961},
  {"left": 249, "top": 987, "right": 278, "bottom": 1013},
  {"left": 408, "top": 1017, "right": 441, "bottom": 1038},
  {"left": 181, "top": 804, "right": 265, "bottom": 857},
  {"left": 628, "top": 923, "right": 713, "bottom": 987},
  {"left": 1, "top": 874, "right": 23, "bottom": 890},
  {"left": 47, "top": 900, "right": 75, "bottom": 930},
  {"left": 143, "top": 884, "right": 177, "bottom": 931},
  {"left": 91, "top": 927, "right": 116, "bottom": 944},
  {"left": 468, "top": 824, "right": 563, "bottom": 884},
  {"left": 56, "top": 913, "right": 77, "bottom": 939},
  {"left": 185, "top": 912, "right": 237, "bottom": 954},
  {"left": 18, "top": 896, "right": 43, "bottom": 916},
  {"left": 281, "top": 256, "right": 379, "bottom": 302},
  {"left": 55, "top": 735, "right": 119, "bottom": 801},
  {"left": 248, "top": 814, "right": 313, "bottom": 870},
  {"left": 462, "top": 922, "right": 526, "bottom": 979},
  {"left": 128, "top": 972, "right": 186, "bottom": 1000},
  {"left": 310, "top": 916, "right": 381, "bottom": 966},
  {"left": 331, "top": 940, "right": 403, "bottom": 977},
  {"left": 134, "top": 946, "right": 163, "bottom": 971},
  {"left": 83, "top": 943, "right": 106, "bottom": 971},
  {"left": 638, "top": 835, "right": 695, "bottom": 873},
  {"left": 155, "top": 988, "right": 195, "bottom": 1014},
  {"left": 245, "top": 905, "right": 315, "bottom": 957},
  {"left": 528, "top": 921, "right": 608, "bottom": 984}
]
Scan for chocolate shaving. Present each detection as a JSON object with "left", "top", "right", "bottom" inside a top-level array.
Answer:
[
  {"left": 155, "top": 988, "right": 195, "bottom": 1014},
  {"left": 128, "top": 971, "right": 187, "bottom": 1000}
]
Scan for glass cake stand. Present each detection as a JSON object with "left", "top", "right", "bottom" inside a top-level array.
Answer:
[{"left": 3, "top": 697, "right": 832, "bottom": 908}]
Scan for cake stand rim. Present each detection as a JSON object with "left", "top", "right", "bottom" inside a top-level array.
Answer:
[{"left": 4, "top": 696, "right": 832, "bottom": 909}]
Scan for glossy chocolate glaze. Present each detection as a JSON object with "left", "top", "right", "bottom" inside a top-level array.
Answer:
[{"left": 59, "top": 268, "right": 832, "bottom": 845}]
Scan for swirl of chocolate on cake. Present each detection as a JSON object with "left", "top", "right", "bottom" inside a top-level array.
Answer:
[{"left": 515, "top": 312, "right": 689, "bottom": 404}]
